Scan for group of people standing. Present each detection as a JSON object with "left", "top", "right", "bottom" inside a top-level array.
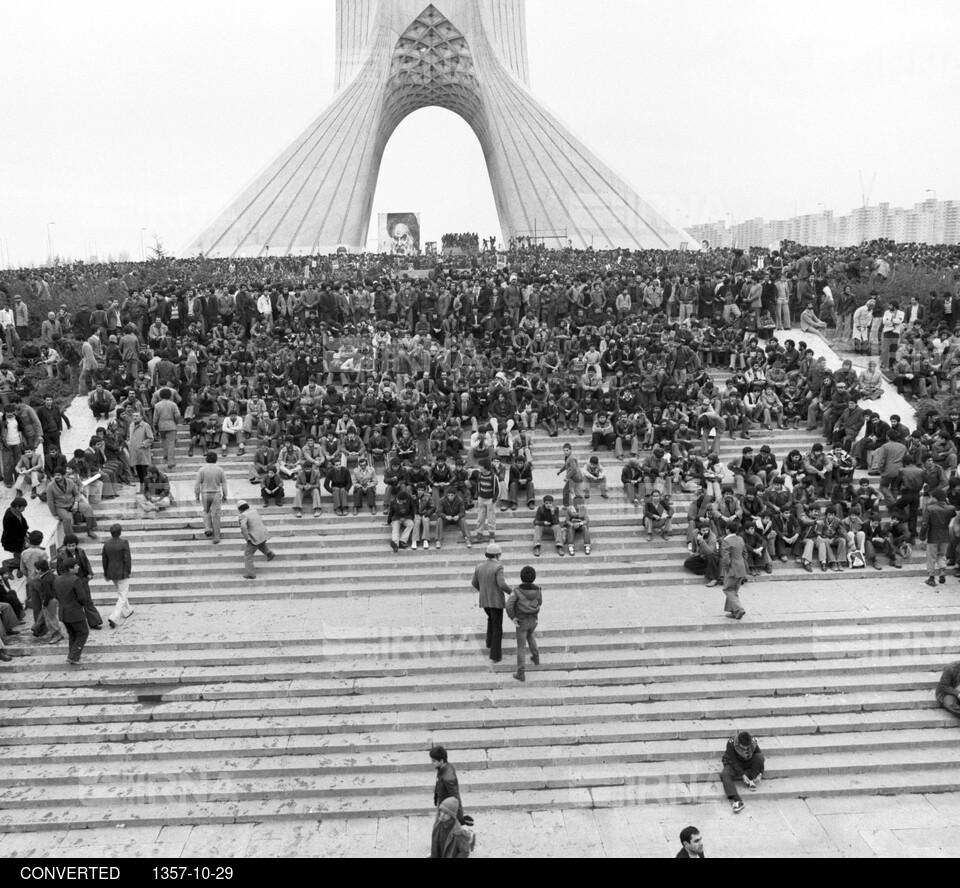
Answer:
[{"left": 0, "top": 503, "right": 133, "bottom": 666}]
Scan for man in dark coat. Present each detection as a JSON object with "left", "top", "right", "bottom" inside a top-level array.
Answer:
[
  {"left": 55, "top": 558, "right": 88, "bottom": 665},
  {"left": 936, "top": 660, "right": 960, "bottom": 716},
  {"left": 471, "top": 542, "right": 512, "bottom": 662},
  {"left": 430, "top": 745, "right": 466, "bottom": 824},
  {"left": 56, "top": 534, "right": 102, "bottom": 629},
  {"left": 675, "top": 826, "right": 705, "bottom": 858},
  {"left": 1, "top": 496, "right": 28, "bottom": 562},
  {"left": 429, "top": 798, "right": 472, "bottom": 858},
  {"left": 720, "top": 730, "right": 765, "bottom": 813},
  {"left": 36, "top": 395, "right": 71, "bottom": 454},
  {"left": 102, "top": 523, "right": 133, "bottom": 628}
]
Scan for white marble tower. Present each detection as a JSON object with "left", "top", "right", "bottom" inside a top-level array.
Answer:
[{"left": 183, "top": 1, "right": 692, "bottom": 256}]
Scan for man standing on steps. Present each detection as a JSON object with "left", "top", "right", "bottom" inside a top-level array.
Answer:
[
  {"left": 194, "top": 451, "right": 227, "bottom": 544},
  {"left": 152, "top": 388, "right": 181, "bottom": 470},
  {"left": 472, "top": 458, "right": 500, "bottom": 542},
  {"left": 238, "top": 500, "right": 275, "bottom": 580},
  {"left": 127, "top": 411, "right": 154, "bottom": 491},
  {"left": 102, "top": 523, "right": 133, "bottom": 629},
  {"left": 557, "top": 443, "right": 584, "bottom": 507},
  {"left": 920, "top": 488, "right": 955, "bottom": 587},
  {"left": 2, "top": 496, "right": 28, "bottom": 564},
  {"left": 720, "top": 520, "right": 747, "bottom": 620},
  {"left": 429, "top": 745, "right": 467, "bottom": 824},
  {"left": 36, "top": 395, "right": 70, "bottom": 455},
  {"left": 54, "top": 558, "right": 88, "bottom": 667},
  {"left": 720, "top": 730, "right": 765, "bottom": 814},
  {"left": 506, "top": 564, "right": 541, "bottom": 682},
  {"left": 471, "top": 542, "right": 511, "bottom": 663}
]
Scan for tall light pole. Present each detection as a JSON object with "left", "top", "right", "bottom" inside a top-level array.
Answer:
[
  {"left": 46, "top": 222, "right": 56, "bottom": 265},
  {"left": 140, "top": 227, "right": 147, "bottom": 261}
]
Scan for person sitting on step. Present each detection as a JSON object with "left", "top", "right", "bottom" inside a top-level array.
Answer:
[
  {"left": 563, "top": 495, "right": 591, "bottom": 556},
  {"left": 644, "top": 490, "right": 673, "bottom": 542},
  {"left": 720, "top": 730, "right": 765, "bottom": 814},
  {"left": 936, "top": 660, "right": 960, "bottom": 718}
]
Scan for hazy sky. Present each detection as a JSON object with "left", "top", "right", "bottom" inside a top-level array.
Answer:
[{"left": 1, "top": 0, "right": 958, "bottom": 265}]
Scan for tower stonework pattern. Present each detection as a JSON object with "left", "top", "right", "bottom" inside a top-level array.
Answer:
[{"left": 183, "top": 1, "right": 692, "bottom": 257}]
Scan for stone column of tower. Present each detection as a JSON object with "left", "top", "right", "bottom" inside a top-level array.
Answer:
[{"left": 183, "top": 0, "right": 693, "bottom": 257}]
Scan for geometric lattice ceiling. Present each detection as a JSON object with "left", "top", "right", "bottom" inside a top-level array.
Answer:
[{"left": 386, "top": 4, "right": 482, "bottom": 126}]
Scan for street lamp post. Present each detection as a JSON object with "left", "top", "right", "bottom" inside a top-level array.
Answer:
[
  {"left": 140, "top": 227, "right": 147, "bottom": 261},
  {"left": 46, "top": 222, "right": 56, "bottom": 265}
]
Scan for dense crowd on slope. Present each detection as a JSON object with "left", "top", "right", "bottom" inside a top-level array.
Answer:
[{"left": 0, "top": 240, "right": 958, "bottom": 580}]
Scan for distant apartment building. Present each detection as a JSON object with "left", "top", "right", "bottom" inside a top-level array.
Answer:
[{"left": 689, "top": 198, "right": 960, "bottom": 248}]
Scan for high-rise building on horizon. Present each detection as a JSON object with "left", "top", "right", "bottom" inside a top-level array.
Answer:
[{"left": 689, "top": 198, "right": 960, "bottom": 250}]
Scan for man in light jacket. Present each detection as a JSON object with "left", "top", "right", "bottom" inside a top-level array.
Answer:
[
  {"left": 238, "top": 500, "right": 275, "bottom": 579},
  {"left": 152, "top": 388, "right": 182, "bottom": 469},
  {"left": 46, "top": 468, "right": 98, "bottom": 540}
]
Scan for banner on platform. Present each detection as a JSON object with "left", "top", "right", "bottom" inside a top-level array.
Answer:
[{"left": 378, "top": 213, "right": 421, "bottom": 255}]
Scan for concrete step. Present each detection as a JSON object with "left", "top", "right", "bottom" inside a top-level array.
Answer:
[
  {"left": 8, "top": 617, "right": 958, "bottom": 660},
  {"left": 1, "top": 728, "right": 952, "bottom": 786},
  {"left": 1, "top": 708, "right": 946, "bottom": 766},
  {"left": 0, "top": 651, "right": 949, "bottom": 700},
  {"left": 73, "top": 535, "right": 933, "bottom": 568},
  {"left": 8, "top": 748, "right": 960, "bottom": 810},
  {"left": 0, "top": 690, "right": 937, "bottom": 745},
  {"left": 3, "top": 756, "right": 960, "bottom": 830},
  {"left": 0, "top": 661, "right": 944, "bottom": 710},
  {"left": 80, "top": 566, "right": 939, "bottom": 603},
  {"left": 78, "top": 535, "right": 690, "bottom": 560},
  {"left": 14, "top": 622, "right": 955, "bottom": 677},
  {"left": 0, "top": 673, "right": 946, "bottom": 729}
]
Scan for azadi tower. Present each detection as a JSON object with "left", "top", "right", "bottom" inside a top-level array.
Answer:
[{"left": 183, "top": 1, "right": 693, "bottom": 256}]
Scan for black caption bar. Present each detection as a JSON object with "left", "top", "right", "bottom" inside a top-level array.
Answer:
[{"left": 1, "top": 860, "right": 290, "bottom": 886}]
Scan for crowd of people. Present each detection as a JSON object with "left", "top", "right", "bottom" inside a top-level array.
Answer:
[
  {"left": 0, "top": 241, "right": 958, "bottom": 622},
  {"left": 441, "top": 232, "right": 481, "bottom": 252}
]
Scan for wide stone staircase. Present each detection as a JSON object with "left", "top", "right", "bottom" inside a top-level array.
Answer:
[
  {"left": 2, "top": 614, "right": 960, "bottom": 832},
  {"left": 2, "top": 373, "right": 959, "bottom": 837}
]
